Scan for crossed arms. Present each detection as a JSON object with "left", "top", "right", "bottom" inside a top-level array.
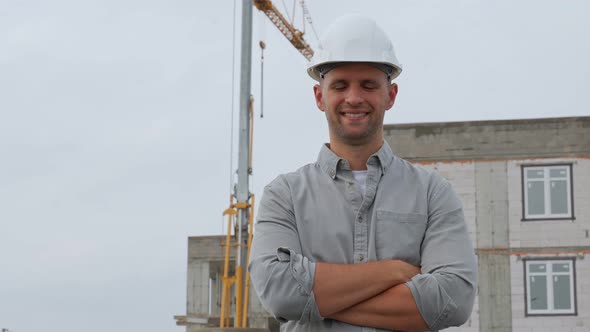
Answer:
[
  {"left": 314, "top": 260, "right": 428, "bottom": 331},
  {"left": 249, "top": 176, "right": 477, "bottom": 331}
]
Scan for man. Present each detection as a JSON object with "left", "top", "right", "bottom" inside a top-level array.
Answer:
[{"left": 249, "top": 14, "right": 477, "bottom": 332}]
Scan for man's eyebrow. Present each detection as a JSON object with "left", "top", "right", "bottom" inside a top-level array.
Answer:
[
  {"left": 328, "top": 79, "right": 348, "bottom": 86},
  {"left": 361, "top": 79, "right": 381, "bottom": 85}
]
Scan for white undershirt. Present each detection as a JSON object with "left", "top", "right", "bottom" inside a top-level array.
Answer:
[{"left": 352, "top": 170, "right": 368, "bottom": 196}]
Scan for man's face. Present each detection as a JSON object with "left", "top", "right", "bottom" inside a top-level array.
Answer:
[{"left": 313, "top": 63, "right": 398, "bottom": 147}]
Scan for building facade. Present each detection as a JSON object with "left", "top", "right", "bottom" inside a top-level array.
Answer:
[
  {"left": 384, "top": 116, "right": 590, "bottom": 332},
  {"left": 174, "top": 236, "right": 277, "bottom": 331},
  {"left": 177, "top": 116, "right": 589, "bottom": 331}
]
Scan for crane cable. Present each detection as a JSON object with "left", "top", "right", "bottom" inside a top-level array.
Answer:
[
  {"left": 280, "top": 0, "right": 292, "bottom": 24},
  {"left": 291, "top": 0, "right": 297, "bottom": 26},
  {"left": 301, "top": 0, "right": 320, "bottom": 42},
  {"left": 226, "top": 0, "right": 238, "bottom": 233}
]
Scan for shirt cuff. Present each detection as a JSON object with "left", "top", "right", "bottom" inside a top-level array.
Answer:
[
  {"left": 406, "top": 273, "right": 458, "bottom": 331},
  {"left": 276, "top": 247, "right": 324, "bottom": 323}
]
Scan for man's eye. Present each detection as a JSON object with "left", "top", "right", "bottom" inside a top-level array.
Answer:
[{"left": 332, "top": 85, "right": 347, "bottom": 91}]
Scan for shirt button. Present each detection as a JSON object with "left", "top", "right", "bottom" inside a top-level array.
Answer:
[
  {"left": 329, "top": 170, "right": 335, "bottom": 177},
  {"left": 359, "top": 255, "right": 364, "bottom": 262},
  {"left": 358, "top": 216, "right": 363, "bottom": 223}
]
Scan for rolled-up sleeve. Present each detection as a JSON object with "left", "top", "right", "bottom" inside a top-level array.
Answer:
[
  {"left": 248, "top": 176, "right": 323, "bottom": 323},
  {"left": 406, "top": 177, "right": 477, "bottom": 331}
]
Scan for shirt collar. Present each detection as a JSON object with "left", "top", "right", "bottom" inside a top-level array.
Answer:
[{"left": 317, "top": 141, "right": 395, "bottom": 179}]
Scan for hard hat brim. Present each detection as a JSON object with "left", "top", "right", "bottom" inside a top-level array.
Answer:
[{"left": 307, "top": 61, "right": 402, "bottom": 82}]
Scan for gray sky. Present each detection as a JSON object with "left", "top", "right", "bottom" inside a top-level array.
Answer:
[{"left": 1, "top": 1, "right": 589, "bottom": 331}]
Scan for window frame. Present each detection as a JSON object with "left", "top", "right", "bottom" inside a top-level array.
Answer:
[
  {"left": 523, "top": 257, "right": 578, "bottom": 317},
  {"left": 521, "top": 163, "right": 575, "bottom": 221}
]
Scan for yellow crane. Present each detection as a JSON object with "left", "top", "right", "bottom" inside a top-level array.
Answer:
[
  {"left": 253, "top": 0, "right": 314, "bottom": 60},
  {"left": 218, "top": 0, "right": 315, "bottom": 329}
]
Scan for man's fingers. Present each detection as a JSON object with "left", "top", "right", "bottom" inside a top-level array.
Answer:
[{"left": 392, "top": 260, "right": 422, "bottom": 283}]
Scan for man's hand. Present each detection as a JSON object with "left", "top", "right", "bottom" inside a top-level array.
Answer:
[{"left": 392, "top": 260, "right": 421, "bottom": 284}]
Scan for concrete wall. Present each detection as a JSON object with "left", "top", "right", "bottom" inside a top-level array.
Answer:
[
  {"left": 187, "top": 260, "right": 211, "bottom": 319},
  {"left": 384, "top": 117, "right": 590, "bottom": 162}
]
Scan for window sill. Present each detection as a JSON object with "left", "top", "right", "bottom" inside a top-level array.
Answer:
[
  {"left": 521, "top": 217, "right": 576, "bottom": 222},
  {"left": 525, "top": 312, "right": 577, "bottom": 317}
]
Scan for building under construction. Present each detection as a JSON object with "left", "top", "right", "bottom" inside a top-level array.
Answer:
[{"left": 175, "top": 116, "right": 590, "bottom": 332}]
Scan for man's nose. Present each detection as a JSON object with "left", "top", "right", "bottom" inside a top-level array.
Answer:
[{"left": 345, "top": 85, "right": 364, "bottom": 106}]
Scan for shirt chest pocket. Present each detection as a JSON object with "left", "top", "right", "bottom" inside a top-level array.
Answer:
[{"left": 375, "top": 210, "right": 427, "bottom": 266}]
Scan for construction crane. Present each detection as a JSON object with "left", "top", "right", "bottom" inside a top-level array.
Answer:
[
  {"left": 218, "top": 0, "right": 315, "bottom": 329},
  {"left": 253, "top": 0, "right": 314, "bottom": 60}
]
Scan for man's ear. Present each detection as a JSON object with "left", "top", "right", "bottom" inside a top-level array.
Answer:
[
  {"left": 313, "top": 84, "right": 325, "bottom": 112},
  {"left": 385, "top": 83, "right": 398, "bottom": 110}
]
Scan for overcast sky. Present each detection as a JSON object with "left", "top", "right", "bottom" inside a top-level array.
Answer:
[{"left": 1, "top": 1, "right": 589, "bottom": 331}]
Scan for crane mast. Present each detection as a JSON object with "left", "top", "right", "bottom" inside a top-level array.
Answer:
[{"left": 219, "top": 0, "right": 314, "bottom": 328}]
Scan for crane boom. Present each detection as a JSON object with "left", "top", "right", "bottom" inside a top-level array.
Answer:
[{"left": 253, "top": 0, "right": 314, "bottom": 60}]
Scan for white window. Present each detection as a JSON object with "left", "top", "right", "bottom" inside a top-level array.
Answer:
[
  {"left": 523, "top": 165, "right": 573, "bottom": 219},
  {"left": 525, "top": 259, "right": 576, "bottom": 316}
]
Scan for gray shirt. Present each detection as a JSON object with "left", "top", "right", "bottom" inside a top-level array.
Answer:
[{"left": 249, "top": 142, "right": 477, "bottom": 331}]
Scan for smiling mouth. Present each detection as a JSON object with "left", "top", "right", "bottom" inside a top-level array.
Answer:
[{"left": 342, "top": 112, "right": 369, "bottom": 118}]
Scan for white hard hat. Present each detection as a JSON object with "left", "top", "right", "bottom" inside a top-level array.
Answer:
[{"left": 307, "top": 14, "right": 402, "bottom": 82}]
